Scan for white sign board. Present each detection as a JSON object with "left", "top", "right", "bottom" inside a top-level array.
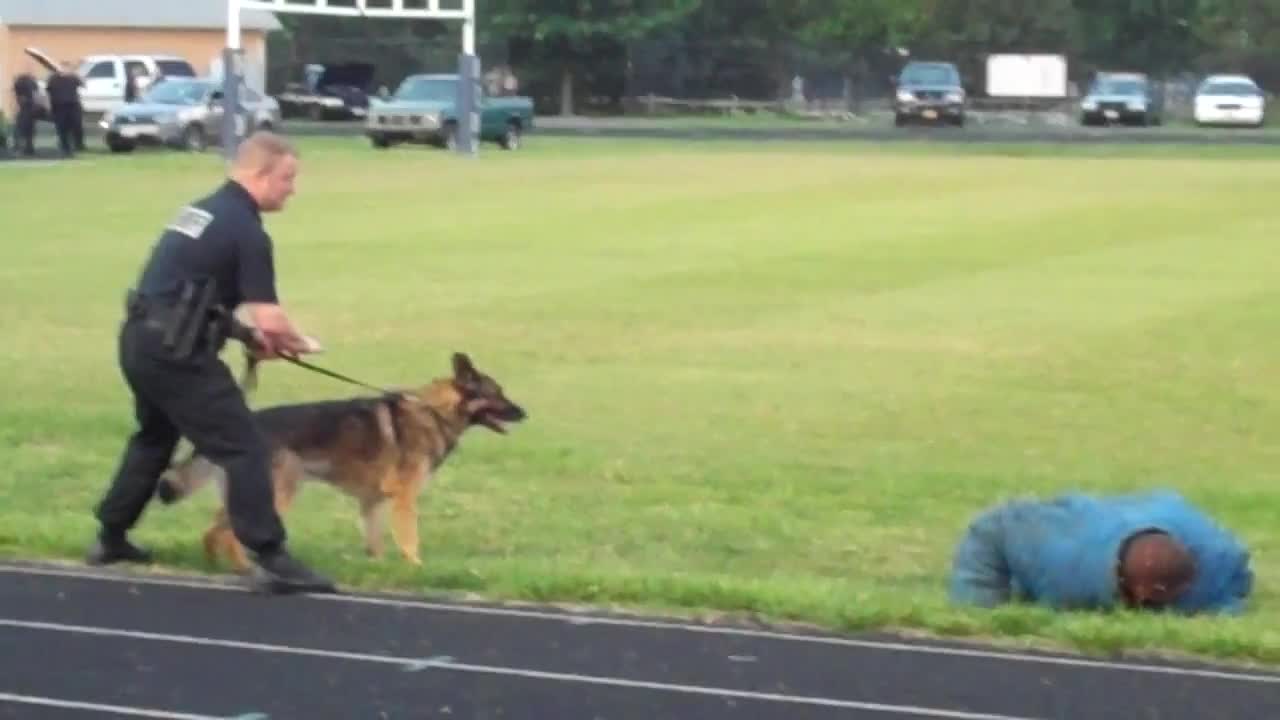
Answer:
[{"left": 986, "top": 54, "right": 1068, "bottom": 98}]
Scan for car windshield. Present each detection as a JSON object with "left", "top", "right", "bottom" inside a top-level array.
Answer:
[
  {"left": 900, "top": 64, "right": 959, "bottom": 86},
  {"left": 1093, "top": 78, "right": 1144, "bottom": 95},
  {"left": 395, "top": 77, "right": 456, "bottom": 101},
  {"left": 157, "top": 60, "right": 195, "bottom": 77},
  {"left": 1200, "top": 81, "right": 1259, "bottom": 96},
  {"left": 143, "top": 80, "right": 211, "bottom": 105}
]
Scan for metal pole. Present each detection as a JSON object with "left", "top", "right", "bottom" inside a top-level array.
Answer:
[
  {"left": 227, "top": 0, "right": 241, "bottom": 49},
  {"left": 463, "top": 0, "right": 475, "bottom": 55},
  {"left": 222, "top": 0, "right": 245, "bottom": 161},
  {"left": 455, "top": 0, "right": 479, "bottom": 157},
  {"left": 456, "top": 54, "right": 480, "bottom": 157}
]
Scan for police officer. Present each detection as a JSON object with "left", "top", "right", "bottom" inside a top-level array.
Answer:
[
  {"left": 87, "top": 131, "right": 335, "bottom": 595},
  {"left": 11, "top": 71, "right": 38, "bottom": 156},
  {"left": 45, "top": 62, "right": 83, "bottom": 157}
]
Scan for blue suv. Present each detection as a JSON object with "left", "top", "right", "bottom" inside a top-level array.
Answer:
[{"left": 894, "top": 61, "right": 966, "bottom": 127}]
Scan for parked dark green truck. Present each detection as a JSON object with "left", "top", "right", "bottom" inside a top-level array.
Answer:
[{"left": 365, "top": 74, "right": 534, "bottom": 150}]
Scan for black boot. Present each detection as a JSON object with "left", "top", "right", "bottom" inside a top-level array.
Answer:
[
  {"left": 86, "top": 529, "right": 153, "bottom": 566},
  {"left": 249, "top": 548, "right": 337, "bottom": 595},
  {"left": 154, "top": 477, "right": 179, "bottom": 504}
]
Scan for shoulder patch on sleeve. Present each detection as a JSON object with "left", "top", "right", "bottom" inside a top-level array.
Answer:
[{"left": 166, "top": 206, "right": 215, "bottom": 239}]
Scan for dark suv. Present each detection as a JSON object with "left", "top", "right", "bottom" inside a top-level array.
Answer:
[
  {"left": 1079, "top": 72, "right": 1164, "bottom": 126},
  {"left": 894, "top": 61, "right": 966, "bottom": 127}
]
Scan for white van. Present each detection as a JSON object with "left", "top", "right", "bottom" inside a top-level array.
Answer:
[{"left": 25, "top": 48, "right": 197, "bottom": 114}]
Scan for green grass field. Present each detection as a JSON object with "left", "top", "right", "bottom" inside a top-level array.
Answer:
[{"left": 2, "top": 136, "right": 1279, "bottom": 667}]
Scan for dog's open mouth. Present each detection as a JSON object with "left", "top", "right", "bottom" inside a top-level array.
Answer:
[
  {"left": 475, "top": 404, "right": 526, "bottom": 433},
  {"left": 479, "top": 413, "right": 509, "bottom": 434}
]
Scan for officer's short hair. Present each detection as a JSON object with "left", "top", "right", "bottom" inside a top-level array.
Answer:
[{"left": 233, "top": 131, "right": 298, "bottom": 175}]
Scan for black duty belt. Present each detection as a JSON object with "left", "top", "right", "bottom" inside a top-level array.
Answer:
[
  {"left": 125, "top": 286, "right": 229, "bottom": 360},
  {"left": 126, "top": 291, "right": 176, "bottom": 330}
]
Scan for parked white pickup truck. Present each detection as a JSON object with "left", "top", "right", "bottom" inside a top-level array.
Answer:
[{"left": 25, "top": 47, "right": 197, "bottom": 114}]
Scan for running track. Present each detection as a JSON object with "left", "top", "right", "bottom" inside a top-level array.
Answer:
[{"left": 0, "top": 561, "right": 1277, "bottom": 719}]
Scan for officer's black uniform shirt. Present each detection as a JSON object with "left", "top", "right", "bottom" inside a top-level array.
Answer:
[
  {"left": 46, "top": 72, "right": 82, "bottom": 105},
  {"left": 136, "top": 180, "right": 279, "bottom": 310},
  {"left": 13, "top": 74, "right": 37, "bottom": 102}
]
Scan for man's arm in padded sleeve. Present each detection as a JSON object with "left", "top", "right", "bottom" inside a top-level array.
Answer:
[{"left": 948, "top": 507, "right": 1014, "bottom": 608}]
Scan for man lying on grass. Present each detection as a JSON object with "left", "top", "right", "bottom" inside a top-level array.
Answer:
[{"left": 949, "top": 490, "right": 1254, "bottom": 614}]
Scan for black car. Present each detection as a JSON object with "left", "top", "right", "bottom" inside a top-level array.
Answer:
[
  {"left": 277, "top": 62, "right": 375, "bottom": 121},
  {"left": 894, "top": 61, "right": 966, "bottom": 127}
]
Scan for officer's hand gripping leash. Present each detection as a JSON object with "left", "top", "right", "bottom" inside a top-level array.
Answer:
[{"left": 218, "top": 308, "right": 393, "bottom": 396}]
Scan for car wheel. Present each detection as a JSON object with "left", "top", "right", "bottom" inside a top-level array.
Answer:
[
  {"left": 107, "top": 138, "right": 135, "bottom": 153},
  {"left": 370, "top": 134, "right": 390, "bottom": 149},
  {"left": 894, "top": 113, "right": 907, "bottom": 128},
  {"left": 442, "top": 122, "right": 458, "bottom": 151},
  {"left": 500, "top": 121, "right": 522, "bottom": 150},
  {"left": 182, "top": 124, "right": 206, "bottom": 152},
  {"left": 309, "top": 104, "right": 325, "bottom": 122}
]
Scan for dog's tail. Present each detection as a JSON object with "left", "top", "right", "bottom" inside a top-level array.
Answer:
[{"left": 156, "top": 452, "right": 224, "bottom": 505}]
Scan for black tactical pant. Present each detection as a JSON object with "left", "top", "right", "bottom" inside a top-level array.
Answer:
[
  {"left": 51, "top": 103, "right": 78, "bottom": 155},
  {"left": 95, "top": 305, "right": 286, "bottom": 556},
  {"left": 71, "top": 103, "right": 85, "bottom": 151},
  {"left": 14, "top": 100, "right": 36, "bottom": 155}
]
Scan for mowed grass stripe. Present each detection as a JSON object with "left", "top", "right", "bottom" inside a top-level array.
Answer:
[{"left": 1, "top": 137, "right": 1278, "bottom": 664}]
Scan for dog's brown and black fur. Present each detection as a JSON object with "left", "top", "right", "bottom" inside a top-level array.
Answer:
[{"left": 157, "top": 352, "right": 526, "bottom": 571}]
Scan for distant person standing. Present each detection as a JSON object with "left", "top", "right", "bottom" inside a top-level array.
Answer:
[
  {"left": 45, "top": 62, "right": 84, "bottom": 156},
  {"left": 125, "top": 66, "right": 145, "bottom": 103},
  {"left": 11, "top": 71, "right": 39, "bottom": 156}
]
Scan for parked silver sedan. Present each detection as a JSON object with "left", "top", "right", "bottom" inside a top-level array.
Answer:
[{"left": 99, "top": 77, "right": 281, "bottom": 153}]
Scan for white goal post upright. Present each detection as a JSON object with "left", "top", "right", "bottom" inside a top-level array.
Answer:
[{"left": 224, "top": 0, "right": 479, "bottom": 159}]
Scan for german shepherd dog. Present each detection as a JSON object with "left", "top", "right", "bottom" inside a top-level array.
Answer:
[{"left": 156, "top": 352, "right": 526, "bottom": 572}]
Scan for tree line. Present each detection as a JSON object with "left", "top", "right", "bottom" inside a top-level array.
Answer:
[{"left": 270, "top": 0, "right": 1280, "bottom": 114}]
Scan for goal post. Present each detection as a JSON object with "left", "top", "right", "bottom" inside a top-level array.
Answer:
[{"left": 225, "top": 0, "right": 479, "bottom": 159}]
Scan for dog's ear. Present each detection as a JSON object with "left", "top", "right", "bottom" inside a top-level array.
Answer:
[{"left": 452, "top": 352, "right": 479, "bottom": 384}]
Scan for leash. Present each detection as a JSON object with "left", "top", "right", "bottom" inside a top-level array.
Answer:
[
  {"left": 249, "top": 351, "right": 456, "bottom": 439},
  {"left": 217, "top": 308, "right": 397, "bottom": 397},
  {"left": 237, "top": 344, "right": 459, "bottom": 445},
  {"left": 238, "top": 348, "right": 395, "bottom": 397},
  {"left": 277, "top": 353, "right": 396, "bottom": 395}
]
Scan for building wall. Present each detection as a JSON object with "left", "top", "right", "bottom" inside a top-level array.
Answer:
[
  {"left": 1, "top": 25, "right": 268, "bottom": 117},
  {"left": 0, "top": 25, "right": 9, "bottom": 119}
]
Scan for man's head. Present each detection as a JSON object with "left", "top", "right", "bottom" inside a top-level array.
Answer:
[
  {"left": 1118, "top": 530, "right": 1196, "bottom": 610},
  {"left": 229, "top": 131, "right": 299, "bottom": 212}
]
